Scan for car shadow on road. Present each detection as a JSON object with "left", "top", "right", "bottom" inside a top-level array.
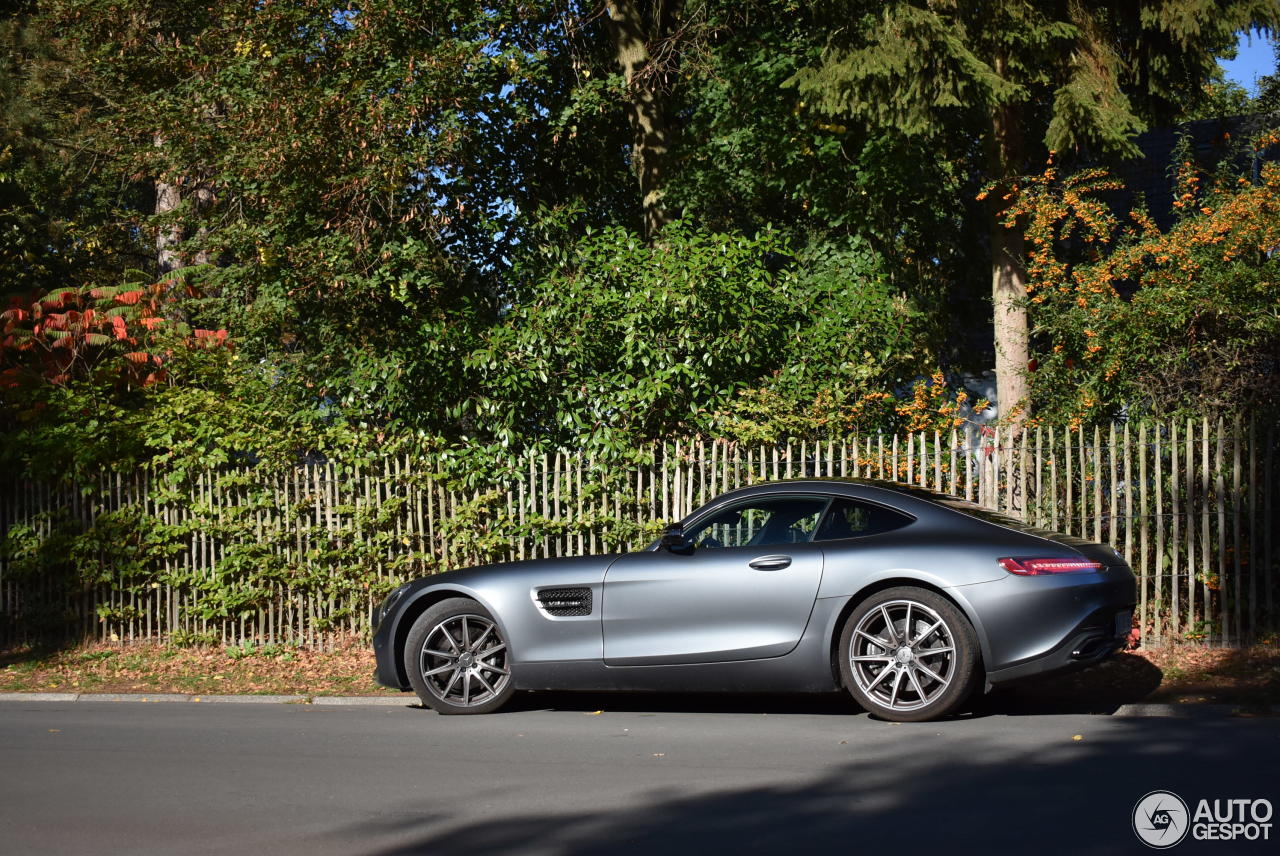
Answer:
[
  {"left": 505, "top": 690, "right": 860, "bottom": 716},
  {"left": 335, "top": 713, "right": 1271, "bottom": 856},
  {"left": 498, "top": 654, "right": 1164, "bottom": 719},
  {"left": 975, "top": 653, "right": 1165, "bottom": 716}
]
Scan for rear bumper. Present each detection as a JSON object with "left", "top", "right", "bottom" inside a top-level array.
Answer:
[
  {"left": 959, "top": 562, "right": 1136, "bottom": 679},
  {"left": 985, "top": 606, "right": 1133, "bottom": 685}
]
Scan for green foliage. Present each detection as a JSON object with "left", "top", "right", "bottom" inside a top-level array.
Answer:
[
  {"left": 1258, "top": 38, "right": 1280, "bottom": 112},
  {"left": 664, "top": 4, "right": 976, "bottom": 337},
  {"left": 788, "top": 0, "right": 1280, "bottom": 412},
  {"left": 0, "top": 438, "right": 674, "bottom": 642},
  {"left": 0, "top": 10, "right": 141, "bottom": 301},
  {"left": 1007, "top": 138, "right": 1280, "bottom": 422},
  {"left": 793, "top": 0, "right": 1278, "bottom": 154},
  {"left": 463, "top": 223, "right": 799, "bottom": 448},
  {"left": 790, "top": 2, "right": 1030, "bottom": 138},
  {"left": 713, "top": 239, "right": 931, "bottom": 441},
  {"left": 3, "top": 0, "right": 1277, "bottom": 645},
  {"left": 1, "top": 337, "right": 366, "bottom": 482},
  {"left": 460, "top": 222, "right": 930, "bottom": 452}
]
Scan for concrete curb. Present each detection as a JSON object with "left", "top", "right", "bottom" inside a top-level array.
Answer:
[
  {"left": 189, "top": 694, "right": 308, "bottom": 704},
  {"left": 1, "top": 692, "right": 80, "bottom": 702},
  {"left": 311, "top": 695, "right": 412, "bottom": 707},
  {"left": 0, "top": 692, "right": 410, "bottom": 706},
  {"left": 1113, "top": 702, "right": 1277, "bottom": 718}
]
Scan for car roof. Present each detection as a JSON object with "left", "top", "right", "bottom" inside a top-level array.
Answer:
[
  {"left": 686, "top": 478, "right": 960, "bottom": 521},
  {"left": 698, "top": 477, "right": 1097, "bottom": 546}
]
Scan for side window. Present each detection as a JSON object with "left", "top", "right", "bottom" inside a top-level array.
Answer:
[
  {"left": 686, "top": 497, "right": 829, "bottom": 549},
  {"left": 814, "top": 498, "right": 913, "bottom": 541}
]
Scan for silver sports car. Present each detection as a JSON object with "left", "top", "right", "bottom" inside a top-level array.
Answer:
[{"left": 372, "top": 479, "right": 1136, "bottom": 722}]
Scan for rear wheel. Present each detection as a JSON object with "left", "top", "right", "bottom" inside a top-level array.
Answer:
[
  {"left": 405, "top": 598, "right": 515, "bottom": 715},
  {"left": 838, "top": 587, "right": 980, "bottom": 722}
]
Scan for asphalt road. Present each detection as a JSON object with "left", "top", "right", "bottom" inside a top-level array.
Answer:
[{"left": 1, "top": 692, "right": 1276, "bottom": 856}]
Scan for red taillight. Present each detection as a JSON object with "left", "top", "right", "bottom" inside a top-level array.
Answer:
[{"left": 998, "top": 557, "right": 1103, "bottom": 575}]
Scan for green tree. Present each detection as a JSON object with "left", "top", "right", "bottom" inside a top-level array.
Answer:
[
  {"left": 790, "top": 1, "right": 1280, "bottom": 419},
  {"left": 1005, "top": 137, "right": 1280, "bottom": 421},
  {"left": 604, "top": 0, "right": 683, "bottom": 239},
  {"left": 0, "top": 0, "right": 980, "bottom": 458},
  {"left": 662, "top": 3, "right": 978, "bottom": 361},
  {"left": 1255, "top": 36, "right": 1280, "bottom": 110},
  {"left": 22, "top": 1, "right": 588, "bottom": 426},
  {"left": 461, "top": 222, "right": 924, "bottom": 451}
]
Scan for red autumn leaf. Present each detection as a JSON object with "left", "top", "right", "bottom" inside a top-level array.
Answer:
[{"left": 112, "top": 316, "right": 128, "bottom": 340}]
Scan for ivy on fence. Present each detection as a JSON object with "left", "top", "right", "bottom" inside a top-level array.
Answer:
[{"left": 2, "top": 423, "right": 1277, "bottom": 648}]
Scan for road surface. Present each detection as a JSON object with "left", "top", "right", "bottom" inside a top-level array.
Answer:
[{"left": 2, "top": 692, "right": 1275, "bottom": 855}]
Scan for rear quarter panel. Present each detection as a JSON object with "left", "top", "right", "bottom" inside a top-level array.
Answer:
[
  {"left": 814, "top": 507, "right": 1118, "bottom": 673},
  {"left": 816, "top": 531, "right": 1011, "bottom": 600},
  {"left": 960, "top": 570, "right": 1136, "bottom": 669}
]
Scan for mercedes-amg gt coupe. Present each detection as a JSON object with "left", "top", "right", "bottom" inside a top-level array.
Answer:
[{"left": 372, "top": 479, "right": 1136, "bottom": 721}]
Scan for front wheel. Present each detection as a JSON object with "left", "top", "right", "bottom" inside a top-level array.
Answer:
[
  {"left": 838, "top": 587, "right": 980, "bottom": 722},
  {"left": 404, "top": 598, "right": 515, "bottom": 715}
]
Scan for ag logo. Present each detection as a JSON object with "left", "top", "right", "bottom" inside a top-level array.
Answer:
[{"left": 1134, "top": 790, "right": 1191, "bottom": 848}]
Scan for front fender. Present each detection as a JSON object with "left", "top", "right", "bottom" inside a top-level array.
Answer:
[{"left": 384, "top": 554, "right": 619, "bottom": 677}]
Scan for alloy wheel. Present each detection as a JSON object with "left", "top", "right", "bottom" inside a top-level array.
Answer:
[
  {"left": 848, "top": 599, "right": 956, "bottom": 713},
  {"left": 418, "top": 614, "right": 511, "bottom": 708}
]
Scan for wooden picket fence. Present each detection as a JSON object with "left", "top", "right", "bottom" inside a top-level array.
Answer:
[{"left": 1, "top": 416, "right": 1276, "bottom": 647}]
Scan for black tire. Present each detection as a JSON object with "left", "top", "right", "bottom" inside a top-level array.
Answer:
[
  {"left": 838, "top": 586, "right": 980, "bottom": 722},
  {"left": 404, "top": 598, "right": 515, "bottom": 715}
]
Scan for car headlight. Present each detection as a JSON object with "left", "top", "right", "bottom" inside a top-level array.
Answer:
[{"left": 373, "top": 583, "right": 410, "bottom": 629}]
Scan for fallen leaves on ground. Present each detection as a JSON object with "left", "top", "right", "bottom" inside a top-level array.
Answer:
[
  {"left": 0, "top": 637, "right": 400, "bottom": 697},
  {"left": 1138, "top": 644, "right": 1280, "bottom": 707},
  {"left": 0, "top": 641, "right": 1276, "bottom": 705}
]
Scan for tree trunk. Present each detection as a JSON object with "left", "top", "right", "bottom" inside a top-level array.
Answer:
[
  {"left": 155, "top": 135, "right": 183, "bottom": 275},
  {"left": 190, "top": 183, "right": 216, "bottom": 266},
  {"left": 605, "top": 0, "right": 679, "bottom": 240},
  {"left": 990, "top": 217, "right": 1028, "bottom": 420},
  {"left": 987, "top": 91, "right": 1029, "bottom": 422},
  {"left": 154, "top": 136, "right": 216, "bottom": 323}
]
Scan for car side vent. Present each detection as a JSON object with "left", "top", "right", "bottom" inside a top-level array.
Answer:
[{"left": 537, "top": 587, "right": 592, "bottom": 617}]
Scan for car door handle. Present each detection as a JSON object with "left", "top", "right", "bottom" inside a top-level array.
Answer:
[{"left": 748, "top": 555, "right": 792, "bottom": 571}]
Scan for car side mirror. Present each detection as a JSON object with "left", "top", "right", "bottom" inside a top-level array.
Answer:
[{"left": 661, "top": 523, "right": 694, "bottom": 554}]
